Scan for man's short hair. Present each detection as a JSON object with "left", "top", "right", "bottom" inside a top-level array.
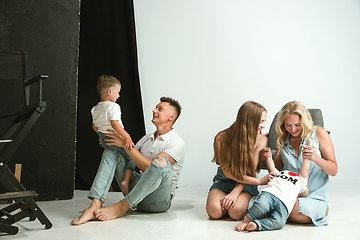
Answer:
[{"left": 160, "top": 96, "right": 182, "bottom": 123}]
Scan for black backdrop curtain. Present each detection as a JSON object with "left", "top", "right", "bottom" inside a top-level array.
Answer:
[{"left": 76, "top": 0, "right": 145, "bottom": 190}]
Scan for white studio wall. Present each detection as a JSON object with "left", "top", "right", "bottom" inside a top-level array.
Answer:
[{"left": 133, "top": 0, "right": 360, "bottom": 187}]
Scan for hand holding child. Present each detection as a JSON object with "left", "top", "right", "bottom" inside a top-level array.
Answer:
[
  {"left": 124, "top": 137, "right": 135, "bottom": 150},
  {"left": 259, "top": 147, "right": 272, "bottom": 161},
  {"left": 301, "top": 145, "right": 316, "bottom": 161}
]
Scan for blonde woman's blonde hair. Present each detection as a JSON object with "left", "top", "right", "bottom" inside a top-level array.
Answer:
[
  {"left": 275, "top": 101, "right": 316, "bottom": 159},
  {"left": 212, "top": 101, "right": 266, "bottom": 180}
]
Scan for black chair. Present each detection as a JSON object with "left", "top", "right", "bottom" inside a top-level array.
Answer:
[
  {"left": 0, "top": 51, "right": 52, "bottom": 235},
  {"left": 261, "top": 109, "right": 326, "bottom": 169}
]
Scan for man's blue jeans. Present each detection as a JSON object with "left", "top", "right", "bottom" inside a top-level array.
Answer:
[
  {"left": 88, "top": 148, "right": 172, "bottom": 213},
  {"left": 246, "top": 192, "right": 288, "bottom": 231}
]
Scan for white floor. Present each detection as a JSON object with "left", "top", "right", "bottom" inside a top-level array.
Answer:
[{"left": 1, "top": 183, "right": 359, "bottom": 240}]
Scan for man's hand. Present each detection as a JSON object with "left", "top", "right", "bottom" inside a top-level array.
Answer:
[{"left": 104, "top": 130, "right": 125, "bottom": 148}]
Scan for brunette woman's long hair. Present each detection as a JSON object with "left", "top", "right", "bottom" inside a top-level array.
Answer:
[{"left": 212, "top": 101, "right": 266, "bottom": 180}]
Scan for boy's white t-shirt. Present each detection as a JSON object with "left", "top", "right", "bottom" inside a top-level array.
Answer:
[
  {"left": 262, "top": 169, "right": 308, "bottom": 215},
  {"left": 91, "top": 101, "right": 124, "bottom": 133}
]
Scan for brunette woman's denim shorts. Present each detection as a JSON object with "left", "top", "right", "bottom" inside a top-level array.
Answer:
[{"left": 209, "top": 168, "right": 259, "bottom": 197}]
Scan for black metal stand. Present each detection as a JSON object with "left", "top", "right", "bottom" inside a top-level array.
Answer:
[
  {"left": 0, "top": 52, "right": 52, "bottom": 235},
  {"left": 0, "top": 91, "right": 52, "bottom": 235},
  {"left": 0, "top": 164, "right": 52, "bottom": 234}
]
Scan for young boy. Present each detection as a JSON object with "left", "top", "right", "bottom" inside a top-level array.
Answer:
[
  {"left": 235, "top": 145, "right": 311, "bottom": 232},
  {"left": 91, "top": 75, "right": 135, "bottom": 195}
]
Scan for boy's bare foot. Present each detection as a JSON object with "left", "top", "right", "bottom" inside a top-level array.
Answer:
[
  {"left": 246, "top": 221, "right": 259, "bottom": 231},
  {"left": 121, "top": 181, "right": 129, "bottom": 196},
  {"left": 71, "top": 199, "right": 102, "bottom": 225},
  {"left": 235, "top": 222, "right": 248, "bottom": 232},
  {"left": 95, "top": 199, "right": 130, "bottom": 221}
]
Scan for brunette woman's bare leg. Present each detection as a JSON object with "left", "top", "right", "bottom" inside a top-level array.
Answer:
[
  {"left": 228, "top": 192, "right": 252, "bottom": 220},
  {"left": 206, "top": 189, "right": 228, "bottom": 219}
]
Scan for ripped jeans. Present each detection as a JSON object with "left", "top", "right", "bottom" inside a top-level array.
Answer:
[
  {"left": 88, "top": 148, "right": 172, "bottom": 213},
  {"left": 98, "top": 132, "right": 136, "bottom": 171}
]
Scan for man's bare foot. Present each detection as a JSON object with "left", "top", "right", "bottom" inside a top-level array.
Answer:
[
  {"left": 246, "top": 221, "right": 258, "bottom": 231},
  {"left": 235, "top": 222, "right": 248, "bottom": 232},
  {"left": 71, "top": 199, "right": 102, "bottom": 226},
  {"left": 120, "top": 181, "right": 129, "bottom": 196},
  {"left": 95, "top": 199, "right": 130, "bottom": 221}
]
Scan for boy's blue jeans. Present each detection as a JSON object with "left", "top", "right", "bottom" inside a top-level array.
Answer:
[
  {"left": 88, "top": 148, "right": 172, "bottom": 213},
  {"left": 98, "top": 132, "right": 136, "bottom": 171},
  {"left": 246, "top": 192, "right": 288, "bottom": 231}
]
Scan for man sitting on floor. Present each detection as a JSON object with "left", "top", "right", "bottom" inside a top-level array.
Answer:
[{"left": 71, "top": 96, "right": 185, "bottom": 224}]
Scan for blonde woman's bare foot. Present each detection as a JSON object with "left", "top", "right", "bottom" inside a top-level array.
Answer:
[
  {"left": 71, "top": 199, "right": 102, "bottom": 226},
  {"left": 95, "top": 199, "right": 129, "bottom": 221},
  {"left": 120, "top": 181, "right": 129, "bottom": 196},
  {"left": 235, "top": 222, "right": 248, "bottom": 232},
  {"left": 246, "top": 221, "right": 258, "bottom": 231}
]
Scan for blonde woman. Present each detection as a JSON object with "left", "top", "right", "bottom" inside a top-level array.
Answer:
[
  {"left": 206, "top": 101, "right": 275, "bottom": 220},
  {"left": 263, "top": 101, "right": 337, "bottom": 226}
]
